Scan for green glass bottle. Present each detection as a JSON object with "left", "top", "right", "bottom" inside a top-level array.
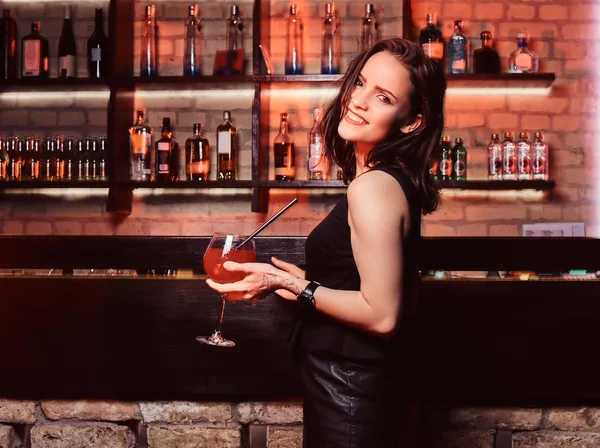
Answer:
[
  {"left": 453, "top": 137, "right": 467, "bottom": 181},
  {"left": 439, "top": 135, "right": 453, "bottom": 181}
]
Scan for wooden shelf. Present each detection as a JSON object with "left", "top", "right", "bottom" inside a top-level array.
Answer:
[
  {"left": 0, "top": 181, "right": 110, "bottom": 189},
  {"left": 255, "top": 74, "right": 343, "bottom": 83},
  {"left": 446, "top": 73, "right": 555, "bottom": 89},
  {"left": 116, "top": 75, "right": 255, "bottom": 90},
  {"left": 119, "top": 180, "right": 256, "bottom": 189},
  {"left": 0, "top": 78, "right": 109, "bottom": 92},
  {"left": 437, "top": 180, "right": 555, "bottom": 190}
]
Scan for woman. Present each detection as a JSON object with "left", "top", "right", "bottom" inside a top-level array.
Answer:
[{"left": 207, "top": 38, "right": 446, "bottom": 447}]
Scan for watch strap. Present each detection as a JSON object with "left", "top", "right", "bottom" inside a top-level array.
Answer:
[{"left": 297, "top": 281, "right": 320, "bottom": 310}]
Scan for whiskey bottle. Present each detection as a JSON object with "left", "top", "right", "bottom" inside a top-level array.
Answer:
[
  {"left": 217, "top": 111, "right": 238, "bottom": 180},
  {"left": 185, "top": 123, "right": 210, "bottom": 181},
  {"left": 473, "top": 31, "right": 500, "bottom": 74},
  {"left": 22, "top": 22, "right": 49, "bottom": 78},
  {"left": 274, "top": 113, "right": 295, "bottom": 181},
  {"left": 129, "top": 110, "right": 152, "bottom": 181},
  {"left": 419, "top": 13, "right": 443, "bottom": 63},
  {"left": 307, "top": 107, "right": 329, "bottom": 180},
  {"left": 155, "top": 117, "right": 179, "bottom": 182}
]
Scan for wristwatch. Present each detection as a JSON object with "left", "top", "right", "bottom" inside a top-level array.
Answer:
[{"left": 296, "top": 281, "right": 321, "bottom": 310}]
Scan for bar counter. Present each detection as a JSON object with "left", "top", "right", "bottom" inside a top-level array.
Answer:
[{"left": 1, "top": 236, "right": 600, "bottom": 408}]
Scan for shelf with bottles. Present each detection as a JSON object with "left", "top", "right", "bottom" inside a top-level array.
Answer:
[
  {"left": 0, "top": 180, "right": 109, "bottom": 189},
  {"left": 436, "top": 180, "right": 555, "bottom": 191}
]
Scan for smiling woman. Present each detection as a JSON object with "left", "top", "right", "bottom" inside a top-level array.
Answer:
[{"left": 205, "top": 38, "right": 447, "bottom": 447}]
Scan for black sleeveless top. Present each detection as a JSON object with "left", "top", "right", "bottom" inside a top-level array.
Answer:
[{"left": 290, "top": 164, "right": 422, "bottom": 361}]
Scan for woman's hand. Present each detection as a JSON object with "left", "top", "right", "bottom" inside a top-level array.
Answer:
[{"left": 205, "top": 257, "right": 307, "bottom": 302}]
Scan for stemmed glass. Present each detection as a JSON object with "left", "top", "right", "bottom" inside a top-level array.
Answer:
[{"left": 197, "top": 233, "right": 256, "bottom": 347}]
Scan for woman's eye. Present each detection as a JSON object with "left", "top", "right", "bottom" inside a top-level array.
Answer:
[
  {"left": 355, "top": 79, "right": 363, "bottom": 87},
  {"left": 378, "top": 95, "right": 391, "bottom": 104}
]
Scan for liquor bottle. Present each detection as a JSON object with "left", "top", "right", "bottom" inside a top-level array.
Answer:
[
  {"left": 88, "top": 8, "right": 109, "bottom": 79},
  {"left": 58, "top": 5, "right": 77, "bottom": 78},
  {"left": 532, "top": 132, "right": 549, "bottom": 181},
  {"left": 54, "top": 136, "right": 65, "bottom": 180},
  {"left": 82, "top": 137, "right": 92, "bottom": 180},
  {"left": 21, "top": 22, "right": 49, "bottom": 78},
  {"left": 63, "top": 137, "right": 75, "bottom": 180},
  {"left": 307, "top": 107, "right": 329, "bottom": 180},
  {"left": 448, "top": 20, "right": 468, "bottom": 74},
  {"left": 453, "top": 137, "right": 467, "bottom": 180},
  {"left": 90, "top": 137, "right": 100, "bottom": 179},
  {"left": 439, "top": 135, "right": 453, "bottom": 180},
  {"left": 274, "top": 113, "right": 295, "bottom": 181},
  {"left": 41, "top": 137, "right": 58, "bottom": 181},
  {"left": 337, "top": 166, "right": 343, "bottom": 180},
  {"left": 508, "top": 32, "right": 539, "bottom": 73},
  {"left": 487, "top": 133, "right": 502, "bottom": 180},
  {"left": 24, "top": 137, "right": 40, "bottom": 180},
  {"left": 184, "top": 4, "right": 202, "bottom": 76},
  {"left": 75, "top": 139, "right": 85, "bottom": 180},
  {"left": 155, "top": 117, "right": 179, "bottom": 182},
  {"left": 517, "top": 132, "right": 532, "bottom": 180},
  {"left": 0, "top": 9, "right": 17, "bottom": 81},
  {"left": 419, "top": 13, "right": 443, "bottom": 63},
  {"left": 0, "top": 137, "right": 6, "bottom": 180},
  {"left": 129, "top": 110, "right": 152, "bottom": 181},
  {"left": 226, "top": 5, "right": 243, "bottom": 51},
  {"left": 7, "top": 137, "right": 21, "bottom": 180},
  {"left": 185, "top": 123, "right": 210, "bottom": 181},
  {"left": 97, "top": 137, "right": 108, "bottom": 180},
  {"left": 501, "top": 131, "right": 517, "bottom": 180},
  {"left": 321, "top": 3, "right": 340, "bottom": 75},
  {"left": 141, "top": 5, "right": 158, "bottom": 77},
  {"left": 285, "top": 4, "right": 303, "bottom": 75},
  {"left": 216, "top": 111, "right": 238, "bottom": 180},
  {"left": 473, "top": 31, "right": 500, "bottom": 74},
  {"left": 360, "top": 4, "right": 377, "bottom": 53},
  {"left": 429, "top": 136, "right": 442, "bottom": 180}
]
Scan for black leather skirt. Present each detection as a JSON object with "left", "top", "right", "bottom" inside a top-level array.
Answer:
[{"left": 297, "top": 349, "right": 416, "bottom": 448}]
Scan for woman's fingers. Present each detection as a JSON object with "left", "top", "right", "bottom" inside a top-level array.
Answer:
[
  {"left": 271, "top": 257, "right": 304, "bottom": 277},
  {"left": 274, "top": 288, "right": 297, "bottom": 301}
]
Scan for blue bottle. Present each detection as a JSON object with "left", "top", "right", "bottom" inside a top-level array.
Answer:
[
  {"left": 285, "top": 4, "right": 303, "bottom": 75},
  {"left": 321, "top": 3, "right": 340, "bottom": 75},
  {"left": 448, "top": 20, "right": 468, "bottom": 74}
]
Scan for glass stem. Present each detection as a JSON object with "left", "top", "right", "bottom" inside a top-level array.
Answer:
[{"left": 215, "top": 295, "right": 227, "bottom": 332}]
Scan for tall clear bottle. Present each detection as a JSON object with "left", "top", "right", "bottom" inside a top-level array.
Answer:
[
  {"left": 140, "top": 5, "right": 158, "bottom": 77},
  {"left": 185, "top": 123, "right": 210, "bottom": 181},
  {"left": 517, "top": 131, "right": 532, "bottom": 180},
  {"left": 285, "top": 4, "right": 303, "bottom": 75},
  {"left": 226, "top": 5, "right": 243, "bottom": 51},
  {"left": 307, "top": 107, "right": 329, "bottom": 180},
  {"left": 129, "top": 110, "right": 152, "bottom": 181},
  {"left": 419, "top": 13, "right": 443, "bottom": 63},
  {"left": 184, "top": 5, "right": 201, "bottom": 76},
  {"left": 274, "top": 113, "right": 295, "bottom": 181},
  {"left": 532, "top": 132, "right": 548, "bottom": 180},
  {"left": 448, "top": 20, "right": 468, "bottom": 74},
  {"left": 360, "top": 4, "right": 377, "bottom": 53},
  {"left": 216, "top": 111, "right": 238, "bottom": 180},
  {"left": 487, "top": 133, "right": 502, "bottom": 180},
  {"left": 508, "top": 32, "right": 539, "bottom": 73},
  {"left": 321, "top": 3, "right": 340, "bottom": 75},
  {"left": 58, "top": 5, "right": 77, "bottom": 78},
  {"left": 501, "top": 131, "right": 516, "bottom": 180},
  {"left": 0, "top": 9, "right": 17, "bottom": 81}
]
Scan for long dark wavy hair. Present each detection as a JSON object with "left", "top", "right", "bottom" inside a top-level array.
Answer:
[{"left": 319, "top": 38, "right": 446, "bottom": 215}]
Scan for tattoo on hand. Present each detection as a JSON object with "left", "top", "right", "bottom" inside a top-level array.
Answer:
[{"left": 261, "top": 274, "right": 300, "bottom": 295}]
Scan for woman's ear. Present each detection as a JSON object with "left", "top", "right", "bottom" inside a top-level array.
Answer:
[{"left": 400, "top": 114, "right": 423, "bottom": 134}]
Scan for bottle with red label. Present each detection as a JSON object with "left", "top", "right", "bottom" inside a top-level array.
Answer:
[
  {"left": 532, "top": 132, "right": 549, "bottom": 181},
  {"left": 419, "top": 13, "right": 443, "bottom": 64},
  {"left": 21, "top": 22, "right": 49, "bottom": 78},
  {"left": 501, "top": 131, "right": 517, "bottom": 180},
  {"left": 487, "top": 133, "right": 502, "bottom": 180},
  {"left": 516, "top": 131, "right": 532, "bottom": 180}
]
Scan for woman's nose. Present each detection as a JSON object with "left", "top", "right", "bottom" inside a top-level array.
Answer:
[{"left": 351, "top": 90, "right": 368, "bottom": 110}]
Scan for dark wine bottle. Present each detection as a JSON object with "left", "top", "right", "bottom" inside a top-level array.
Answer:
[
  {"left": 87, "top": 8, "right": 109, "bottom": 79},
  {"left": 22, "top": 22, "right": 49, "bottom": 78},
  {"left": 58, "top": 5, "right": 77, "bottom": 78},
  {"left": 0, "top": 9, "right": 17, "bottom": 81}
]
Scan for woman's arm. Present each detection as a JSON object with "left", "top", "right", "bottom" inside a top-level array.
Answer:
[{"left": 207, "top": 170, "right": 409, "bottom": 338}]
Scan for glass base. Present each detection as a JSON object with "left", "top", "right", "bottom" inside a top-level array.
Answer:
[{"left": 196, "top": 330, "right": 235, "bottom": 347}]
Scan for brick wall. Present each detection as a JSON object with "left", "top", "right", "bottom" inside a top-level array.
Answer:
[{"left": 3, "top": 400, "right": 600, "bottom": 447}]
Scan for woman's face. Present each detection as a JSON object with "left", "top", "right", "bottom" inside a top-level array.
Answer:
[{"left": 337, "top": 51, "right": 414, "bottom": 153}]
